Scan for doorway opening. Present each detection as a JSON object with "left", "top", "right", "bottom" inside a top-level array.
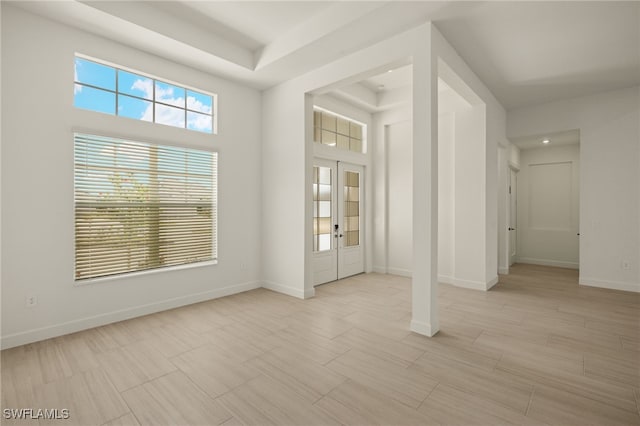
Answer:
[
  {"left": 508, "top": 129, "right": 581, "bottom": 270},
  {"left": 312, "top": 160, "right": 365, "bottom": 285}
]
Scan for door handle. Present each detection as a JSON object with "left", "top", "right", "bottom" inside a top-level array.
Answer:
[{"left": 508, "top": 227, "right": 515, "bottom": 231}]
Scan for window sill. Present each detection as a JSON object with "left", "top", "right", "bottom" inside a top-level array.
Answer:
[{"left": 74, "top": 260, "right": 218, "bottom": 287}]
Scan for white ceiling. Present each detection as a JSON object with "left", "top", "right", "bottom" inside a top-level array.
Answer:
[
  {"left": 511, "top": 129, "right": 581, "bottom": 151},
  {"left": 11, "top": 1, "right": 640, "bottom": 111},
  {"left": 361, "top": 64, "right": 413, "bottom": 93}
]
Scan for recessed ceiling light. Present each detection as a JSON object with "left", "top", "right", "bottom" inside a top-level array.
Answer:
[
  {"left": 542, "top": 139, "right": 550, "bottom": 144},
  {"left": 387, "top": 69, "right": 393, "bottom": 73}
]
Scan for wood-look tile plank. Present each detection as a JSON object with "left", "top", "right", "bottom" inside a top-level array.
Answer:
[
  {"left": 527, "top": 384, "right": 640, "bottom": 426},
  {"left": 410, "top": 351, "right": 534, "bottom": 413},
  {"left": 342, "top": 311, "right": 412, "bottom": 340},
  {"left": 170, "top": 344, "right": 261, "bottom": 399},
  {"left": 584, "top": 352, "right": 640, "bottom": 388},
  {"left": 101, "top": 413, "right": 140, "bottom": 426},
  {"left": 97, "top": 340, "right": 177, "bottom": 392},
  {"left": 402, "top": 330, "right": 501, "bottom": 371},
  {"left": 34, "top": 368, "right": 129, "bottom": 426},
  {"left": 271, "top": 327, "right": 349, "bottom": 365},
  {"left": 418, "top": 383, "right": 543, "bottom": 426},
  {"left": 333, "top": 327, "right": 425, "bottom": 366},
  {"left": 318, "top": 380, "right": 439, "bottom": 425},
  {"left": 284, "top": 310, "right": 354, "bottom": 339},
  {"left": 246, "top": 347, "right": 346, "bottom": 403},
  {"left": 202, "top": 327, "right": 267, "bottom": 362},
  {"left": 218, "top": 374, "right": 339, "bottom": 426},
  {"left": 141, "top": 323, "right": 205, "bottom": 359},
  {"left": 122, "top": 371, "right": 232, "bottom": 426},
  {"left": 327, "top": 349, "right": 438, "bottom": 408},
  {"left": 496, "top": 352, "right": 638, "bottom": 413}
]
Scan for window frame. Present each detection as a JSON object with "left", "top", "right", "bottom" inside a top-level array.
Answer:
[
  {"left": 73, "top": 132, "right": 218, "bottom": 284},
  {"left": 74, "top": 54, "right": 217, "bottom": 134}
]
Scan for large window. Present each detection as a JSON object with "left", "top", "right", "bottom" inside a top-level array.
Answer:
[
  {"left": 74, "top": 56, "right": 215, "bottom": 134},
  {"left": 313, "top": 108, "right": 364, "bottom": 153},
  {"left": 74, "top": 133, "right": 217, "bottom": 280}
]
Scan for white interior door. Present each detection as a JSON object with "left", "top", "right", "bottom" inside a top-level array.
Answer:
[
  {"left": 509, "top": 169, "right": 518, "bottom": 266},
  {"left": 312, "top": 160, "right": 364, "bottom": 285},
  {"left": 517, "top": 146, "right": 580, "bottom": 269}
]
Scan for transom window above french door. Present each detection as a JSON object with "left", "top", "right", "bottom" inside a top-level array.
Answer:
[{"left": 313, "top": 108, "right": 365, "bottom": 153}]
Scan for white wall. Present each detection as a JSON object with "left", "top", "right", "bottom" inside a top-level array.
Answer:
[
  {"left": 372, "top": 106, "right": 411, "bottom": 274},
  {"left": 508, "top": 86, "right": 640, "bottom": 292},
  {"left": 432, "top": 26, "right": 508, "bottom": 288},
  {"left": 517, "top": 145, "right": 580, "bottom": 269},
  {"left": 453, "top": 104, "right": 489, "bottom": 288},
  {"left": 386, "top": 120, "right": 412, "bottom": 276},
  {"left": 438, "top": 112, "right": 455, "bottom": 279},
  {"left": 1, "top": 5, "right": 263, "bottom": 348}
]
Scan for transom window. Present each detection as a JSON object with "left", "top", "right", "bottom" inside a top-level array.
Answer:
[
  {"left": 74, "top": 133, "right": 217, "bottom": 280},
  {"left": 74, "top": 56, "right": 215, "bottom": 134},
  {"left": 313, "top": 108, "right": 364, "bottom": 153}
]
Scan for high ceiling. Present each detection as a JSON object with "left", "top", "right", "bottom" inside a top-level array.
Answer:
[{"left": 11, "top": 1, "right": 640, "bottom": 110}]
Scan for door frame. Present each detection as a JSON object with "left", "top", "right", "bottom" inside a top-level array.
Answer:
[
  {"left": 311, "top": 158, "right": 365, "bottom": 285},
  {"left": 508, "top": 166, "right": 519, "bottom": 266}
]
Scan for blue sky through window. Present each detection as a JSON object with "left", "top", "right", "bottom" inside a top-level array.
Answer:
[
  {"left": 75, "top": 58, "right": 115, "bottom": 90},
  {"left": 74, "top": 56, "right": 214, "bottom": 133}
]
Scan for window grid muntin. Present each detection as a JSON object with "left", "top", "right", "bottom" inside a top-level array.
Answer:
[
  {"left": 313, "top": 165, "right": 333, "bottom": 252},
  {"left": 74, "top": 57, "right": 214, "bottom": 133},
  {"left": 312, "top": 108, "right": 364, "bottom": 153}
]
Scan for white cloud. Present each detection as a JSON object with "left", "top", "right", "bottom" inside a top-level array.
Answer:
[
  {"left": 187, "top": 112, "right": 212, "bottom": 132},
  {"left": 187, "top": 96, "right": 212, "bottom": 114},
  {"left": 156, "top": 85, "right": 184, "bottom": 107},
  {"left": 131, "top": 79, "right": 211, "bottom": 132},
  {"left": 132, "top": 79, "right": 153, "bottom": 99},
  {"left": 155, "top": 103, "right": 185, "bottom": 128}
]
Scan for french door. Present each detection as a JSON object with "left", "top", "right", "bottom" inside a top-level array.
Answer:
[{"left": 312, "top": 159, "right": 364, "bottom": 285}]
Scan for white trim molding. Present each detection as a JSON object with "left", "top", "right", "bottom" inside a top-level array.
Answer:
[
  {"left": 1, "top": 280, "right": 261, "bottom": 350},
  {"left": 439, "top": 275, "right": 498, "bottom": 291},
  {"left": 579, "top": 277, "right": 640, "bottom": 293},
  {"left": 517, "top": 257, "right": 579, "bottom": 270},
  {"left": 262, "top": 281, "right": 315, "bottom": 299},
  {"left": 386, "top": 267, "right": 412, "bottom": 277},
  {"left": 410, "top": 319, "right": 438, "bottom": 337}
]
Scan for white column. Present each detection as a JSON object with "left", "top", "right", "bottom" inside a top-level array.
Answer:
[{"left": 411, "top": 27, "right": 439, "bottom": 336}]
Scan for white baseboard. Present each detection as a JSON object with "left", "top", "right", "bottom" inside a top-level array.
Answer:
[
  {"left": 262, "top": 280, "right": 314, "bottom": 299},
  {"left": 386, "top": 267, "right": 412, "bottom": 277},
  {"left": 498, "top": 267, "right": 509, "bottom": 275},
  {"left": 440, "top": 275, "right": 498, "bottom": 291},
  {"left": 486, "top": 276, "right": 499, "bottom": 290},
  {"left": 0, "top": 281, "right": 261, "bottom": 350},
  {"left": 438, "top": 274, "right": 454, "bottom": 284},
  {"left": 518, "top": 257, "right": 579, "bottom": 270},
  {"left": 372, "top": 266, "right": 386, "bottom": 274},
  {"left": 410, "top": 319, "right": 439, "bottom": 337},
  {"left": 579, "top": 277, "right": 640, "bottom": 293}
]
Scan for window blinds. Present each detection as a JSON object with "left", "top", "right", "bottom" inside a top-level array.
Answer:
[{"left": 74, "top": 133, "right": 217, "bottom": 280}]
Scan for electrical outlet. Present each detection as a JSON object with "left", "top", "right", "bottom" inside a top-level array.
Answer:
[
  {"left": 621, "top": 260, "right": 631, "bottom": 270},
  {"left": 25, "top": 295, "right": 37, "bottom": 308}
]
